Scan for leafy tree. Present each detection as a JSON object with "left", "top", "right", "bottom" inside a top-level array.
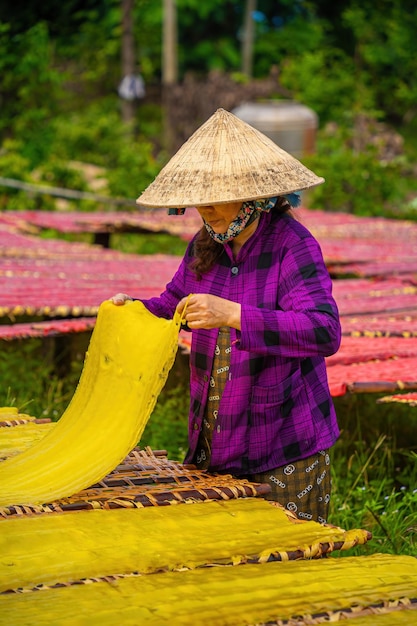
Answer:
[
  {"left": 0, "top": 0, "right": 116, "bottom": 42},
  {"left": 0, "top": 0, "right": 416, "bottom": 217},
  {"left": 0, "top": 22, "right": 64, "bottom": 165},
  {"left": 342, "top": 2, "right": 417, "bottom": 123}
]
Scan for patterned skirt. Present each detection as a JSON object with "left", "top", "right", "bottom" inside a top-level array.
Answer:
[{"left": 246, "top": 451, "right": 332, "bottom": 524}]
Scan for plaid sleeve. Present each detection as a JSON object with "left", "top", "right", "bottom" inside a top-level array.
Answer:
[{"left": 239, "top": 234, "right": 341, "bottom": 358}]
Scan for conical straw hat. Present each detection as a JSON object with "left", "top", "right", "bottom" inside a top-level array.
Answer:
[{"left": 136, "top": 108, "right": 324, "bottom": 208}]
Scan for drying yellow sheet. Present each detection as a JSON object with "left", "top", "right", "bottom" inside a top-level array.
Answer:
[
  {"left": 0, "top": 497, "right": 371, "bottom": 592},
  {"left": 0, "top": 553, "right": 416, "bottom": 625},
  {"left": 0, "top": 300, "right": 182, "bottom": 507},
  {"left": 0, "top": 407, "right": 35, "bottom": 422},
  {"left": 0, "top": 422, "right": 56, "bottom": 460}
]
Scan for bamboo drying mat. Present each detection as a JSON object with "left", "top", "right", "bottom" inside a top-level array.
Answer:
[
  {"left": 2, "top": 420, "right": 412, "bottom": 624},
  {"left": 0, "top": 407, "right": 51, "bottom": 428},
  {"left": 0, "top": 417, "right": 51, "bottom": 427},
  {"left": 0, "top": 417, "right": 270, "bottom": 511},
  {"left": 0, "top": 421, "right": 55, "bottom": 461},
  {"left": 0, "top": 432, "right": 372, "bottom": 569},
  {"left": 1, "top": 553, "right": 416, "bottom": 625},
  {"left": 0, "top": 447, "right": 272, "bottom": 517},
  {"left": 0, "top": 497, "right": 371, "bottom": 594},
  {"left": 377, "top": 392, "right": 417, "bottom": 407}
]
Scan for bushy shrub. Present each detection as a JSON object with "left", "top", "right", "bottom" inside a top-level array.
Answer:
[{"left": 304, "top": 121, "right": 417, "bottom": 219}]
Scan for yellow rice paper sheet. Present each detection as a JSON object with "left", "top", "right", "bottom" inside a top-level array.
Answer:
[
  {"left": 0, "top": 422, "right": 55, "bottom": 460},
  {"left": 0, "top": 300, "right": 182, "bottom": 506},
  {"left": 0, "top": 498, "right": 371, "bottom": 592},
  {"left": 1, "top": 553, "right": 416, "bottom": 625}
]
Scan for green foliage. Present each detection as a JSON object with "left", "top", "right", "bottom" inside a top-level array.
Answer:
[
  {"left": 38, "top": 161, "right": 89, "bottom": 193},
  {"left": 47, "top": 99, "right": 161, "bottom": 201},
  {"left": 342, "top": 3, "right": 417, "bottom": 121},
  {"left": 105, "top": 134, "right": 161, "bottom": 200},
  {"left": 253, "top": 15, "right": 323, "bottom": 77},
  {"left": 131, "top": 0, "right": 164, "bottom": 81},
  {"left": 111, "top": 232, "right": 188, "bottom": 256},
  {"left": 177, "top": 0, "right": 243, "bottom": 75},
  {"left": 0, "top": 98, "right": 163, "bottom": 212},
  {"left": 331, "top": 454, "right": 417, "bottom": 557},
  {"left": 0, "top": 22, "right": 65, "bottom": 166},
  {"left": 175, "top": 1, "right": 319, "bottom": 77},
  {"left": 187, "top": 38, "right": 241, "bottom": 73},
  {"left": 140, "top": 383, "right": 189, "bottom": 461},
  {"left": 279, "top": 49, "right": 363, "bottom": 126},
  {"left": 303, "top": 123, "right": 417, "bottom": 218},
  {"left": 329, "top": 393, "right": 417, "bottom": 556},
  {"left": 0, "top": 140, "right": 29, "bottom": 177},
  {"left": 50, "top": 100, "right": 128, "bottom": 164},
  {"left": 0, "top": 338, "right": 84, "bottom": 422},
  {"left": 59, "top": 2, "right": 121, "bottom": 93},
  {"left": 0, "top": 140, "right": 34, "bottom": 210}
]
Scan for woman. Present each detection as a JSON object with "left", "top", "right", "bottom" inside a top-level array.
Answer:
[{"left": 111, "top": 108, "right": 341, "bottom": 524}]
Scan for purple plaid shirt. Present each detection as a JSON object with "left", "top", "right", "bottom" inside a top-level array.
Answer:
[{"left": 142, "top": 211, "right": 341, "bottom": 475}]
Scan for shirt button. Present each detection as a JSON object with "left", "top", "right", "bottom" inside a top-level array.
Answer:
[
  {"left": 217, "top": 425, "right": 221, "bottom": 433},
  {"left": 193, "top": 423, "right": 199, "bottom": 430},
  {"left": 203, "top": 375, "right": 208, "bottom": 381},
  {"left": 231, "top": 266, "right": 239, "bottom": 275}
]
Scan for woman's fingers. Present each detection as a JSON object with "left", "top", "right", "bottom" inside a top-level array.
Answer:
[
  {"left": 109, "top": 293, "right": 133, "bottom": 306},
  {"left": 176, "top": 294, "right": 197, "bottom": 316},
  {"left": 176, "top": 294, "right": 240, "bottom": 329}
]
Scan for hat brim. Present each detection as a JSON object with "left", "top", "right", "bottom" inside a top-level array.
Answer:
[{"left": 136, "top": 108, "right": 324, "bottom": 209}]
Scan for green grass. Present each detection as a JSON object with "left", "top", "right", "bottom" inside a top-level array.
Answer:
[
  {"left": 327, "top": 394, "right": 417, "bottom": 557},
  {"left": 330, "top": 438, "right": 417, "bottom": 557},
  {"left": 0, "top": 336, "right": 86, "bottom": 421},
  {"left": 39, "top": 229, "right": 189, "bottom": 256},
  {"left": 111, "top": 232, "right": 188, "bottom": 256}
]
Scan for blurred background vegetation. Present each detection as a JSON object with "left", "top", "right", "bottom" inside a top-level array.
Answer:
[
  {"left": 0, "top": 0, "right": 417, "bottom": 217},
  {"left": 1, "top": 1, "right": 417, "bottom": 554}
]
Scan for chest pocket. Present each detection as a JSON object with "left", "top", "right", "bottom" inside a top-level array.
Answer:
[
  {"left": 251, "top": 366, "right": 304, "bottom": 409},
  {"left": 248, "top": 366, "right": 314, "bottom": 460}
]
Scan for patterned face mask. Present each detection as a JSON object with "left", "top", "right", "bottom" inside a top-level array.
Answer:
[
  {"left": 168, "top": 193, "right": 301, "bottom": 243},
  {"left": 203, "top": 197, "right": 277, "bottom": 244}
]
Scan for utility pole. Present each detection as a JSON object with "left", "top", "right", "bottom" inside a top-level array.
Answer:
[
  {"left": 241, "top": 0, "right": 256, "bottom": 78},
  {"left": 162, "top": 0, "right": 178, "bottom": 86},
  {"left": 120, "top": 0, "right": 136, "bottom": 127},
  {"left": 162, "top": 0, "right": 178, "bottom": 153}
]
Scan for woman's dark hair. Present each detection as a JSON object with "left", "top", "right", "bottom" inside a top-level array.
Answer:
[{"left": 189, "top": 196, "right": 292, "bottom": 279}]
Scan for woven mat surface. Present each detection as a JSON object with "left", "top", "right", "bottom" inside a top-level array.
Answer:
[
  {"left": 0, "top": 496, "right": 371, "bottom": 594},
  {"left": 1, "top": 553, "right": 416, "bottom": 625},
  {"left": 377, "top": 392, "right": 417, "bottom": 407},
  {"left": 0, "top": 422, "right": 55, "bottom": 461},
  {"left": 0, "top": 447, "right": 271, "bottom": 516}
]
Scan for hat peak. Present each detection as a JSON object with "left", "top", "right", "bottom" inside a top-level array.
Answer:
[{"left": 136, "top": 108, "right": 324, "bottom": 208}]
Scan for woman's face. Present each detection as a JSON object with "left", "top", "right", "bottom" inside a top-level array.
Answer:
[{"left": 196, "top": 202, "right": 242, "bottom": 234}]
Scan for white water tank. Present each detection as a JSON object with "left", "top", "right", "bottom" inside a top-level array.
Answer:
[{"left": 232, "top": 100, "right": 318, "bottom": 158}]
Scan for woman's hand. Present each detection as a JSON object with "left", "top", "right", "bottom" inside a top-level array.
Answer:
[
  {"left": 109, "top": 293, "right": 133, "bottom": 306},
  {"left": 176, "top": 294, "right": 241, "bottom": 330}
]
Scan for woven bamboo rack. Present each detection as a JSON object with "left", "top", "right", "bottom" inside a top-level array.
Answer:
[
  {"left": 1, "top": 433, "right": 416, "bottom": 622},
  {"left": 0, "top": 447, "right": 271, "bottom": 517}
]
